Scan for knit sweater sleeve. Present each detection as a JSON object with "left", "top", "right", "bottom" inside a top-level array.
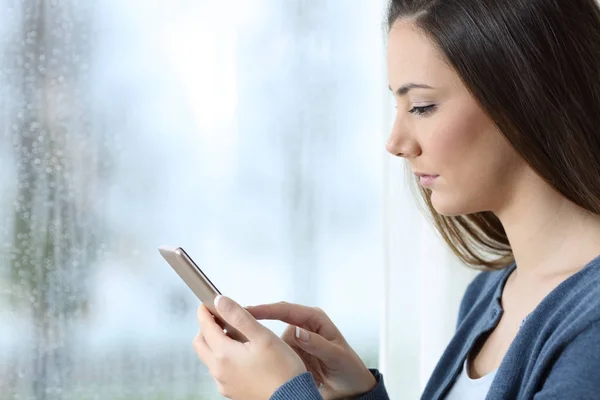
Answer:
[{"left": 270, "top": 369, "right": 390, "bottom": 400}]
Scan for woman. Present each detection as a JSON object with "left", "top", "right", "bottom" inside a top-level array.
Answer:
[{"left": 192, "top": 0, "right": 600, "bottom": 398}]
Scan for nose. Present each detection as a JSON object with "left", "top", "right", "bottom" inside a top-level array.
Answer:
[{"left": 385, "top": 117, "right": 421, "bottom": 158}]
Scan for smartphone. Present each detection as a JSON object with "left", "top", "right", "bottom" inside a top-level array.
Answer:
[{"left": 158, "top": 246, "right": 247, "bottom": 342}]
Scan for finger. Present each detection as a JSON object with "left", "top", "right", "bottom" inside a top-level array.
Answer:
[
  {"left": 194, "top": 303, "right": 227, "bottom": 330},
  {"left": 215, "top": 295, "right": 270, "bottom": 343},
  {"left": 214, "top": 316, "right": 226, "bottom": 330},
  {"left": 246, "top": 302, "right": 339, "bottom": 340},
  {"left": 291, "top": 326, "right": 342, "bottom": 366},
  {"left": 281, "top": 325, "right": 328, "bottom": 386},
  {"left": 197, "top": 304, "right": 230, "bottom": 350},
  {"left": 192, "top": 331, "right": 215, "bottom": 368}
]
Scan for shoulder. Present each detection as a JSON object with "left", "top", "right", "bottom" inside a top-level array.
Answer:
[
  {"left": 525, "top": 258, "right": 600, "bottom": 397},
  {"left": 539, "top": 256, "right": 600, "bottom": 338}
]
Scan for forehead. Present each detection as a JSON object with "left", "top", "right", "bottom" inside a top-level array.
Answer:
[{"left": 387, "top": 20, "right": 456, "bottom": 90}]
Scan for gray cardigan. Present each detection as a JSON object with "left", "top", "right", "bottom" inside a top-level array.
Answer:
[{"left": 271, "top": 254, "right": 600, "bottom": 399}]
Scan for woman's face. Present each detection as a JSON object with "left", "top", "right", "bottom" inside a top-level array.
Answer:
[{"left": 386, "top": 20, "right": 525, "bottom": 216}]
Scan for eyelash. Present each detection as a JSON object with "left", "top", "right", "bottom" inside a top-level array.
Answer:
[{"left": 408, "top": 105, "right": 436, "bottom": 116}]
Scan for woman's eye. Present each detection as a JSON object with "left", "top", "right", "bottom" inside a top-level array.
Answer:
[{"left": 408, "top": 104, "right": 436, "bottom": 116}]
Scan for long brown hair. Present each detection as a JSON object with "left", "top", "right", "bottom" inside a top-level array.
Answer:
[{"left": 387, "top": 0, "right": 600, "bottom": 270}]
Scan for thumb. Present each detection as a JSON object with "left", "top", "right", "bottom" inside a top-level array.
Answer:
[
  {"left": 215, "top": 295, "right": 266, "bottom": 341},
  {"left": 293, "top": 326, "right": 342, "bottom": 366}
]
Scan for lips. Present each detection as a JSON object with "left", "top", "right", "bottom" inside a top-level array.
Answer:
[{"left": 415, "top": 173, "right": 439, "bottom": 186}]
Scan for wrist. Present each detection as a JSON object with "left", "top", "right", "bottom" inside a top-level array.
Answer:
[
  {"left": 348, "top": 369, "right": 377, "bottom": 398},
  {"left": 362, "top": 371, "right": 378, "bottom": 393}
]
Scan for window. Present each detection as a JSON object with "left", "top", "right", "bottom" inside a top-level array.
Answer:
[{"left": 0, "top": 1, "right": 391, "bottom": 398}]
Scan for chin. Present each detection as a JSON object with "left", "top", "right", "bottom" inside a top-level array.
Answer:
[{"left": 429, "top": 191, "right": 480, "bottom": 217}]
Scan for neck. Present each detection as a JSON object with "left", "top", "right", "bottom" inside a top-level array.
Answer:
[{"left": 494, "top": 171, "right": 600, "bottom": 282}]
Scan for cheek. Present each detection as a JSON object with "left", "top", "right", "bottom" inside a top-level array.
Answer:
[
  {"left": 426, "top": 116, "right": 514, "bottom": 215},
  {"left": 424, "top": 116, "right": 480, "bottom": 178}
]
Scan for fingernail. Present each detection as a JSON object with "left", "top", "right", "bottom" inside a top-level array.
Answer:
[
  {"left": 214, "top": 295, "right": 223, "bottom": 310},
  {"left": 214, "top": 295, "right": 234, "bottom": 313},
  {"left": 295, "top": 326, "right": 309, "bottom": 342}
]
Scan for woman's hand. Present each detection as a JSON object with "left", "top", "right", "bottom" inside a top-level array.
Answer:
[
  {"left": 193, "top": 296, "right": 307, "bottom": 400},
  {"left": 246, "top": 302, "right": 377, "bottom": 400}
]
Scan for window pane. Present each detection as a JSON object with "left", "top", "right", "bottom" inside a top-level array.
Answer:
[{"left": 0, "top": 1, "right": 386, "bottom": 398}]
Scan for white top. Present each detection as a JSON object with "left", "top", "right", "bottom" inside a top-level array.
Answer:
[{"left": 444, "top": 357, "right": 498, "bottom": 400}]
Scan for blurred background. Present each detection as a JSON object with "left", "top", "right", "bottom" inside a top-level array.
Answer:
[
  {"left": 0, "top": 0, "right": 390, "bottom": 399},
  {"left": 0, "top": 0, "right": 477, "bottom": 399}
]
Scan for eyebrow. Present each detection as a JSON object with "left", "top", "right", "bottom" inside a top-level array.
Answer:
[{"left": 388, "top": 83, "right": 434, "bottom": 96}]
